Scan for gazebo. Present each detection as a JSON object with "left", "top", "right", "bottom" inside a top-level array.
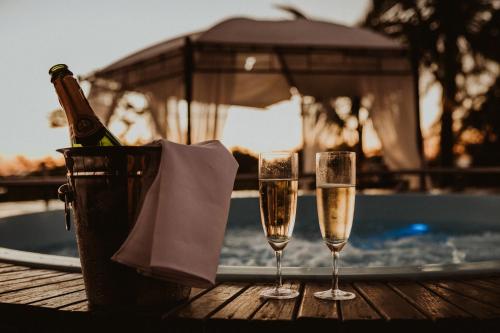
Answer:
[{"left": 85, "top": 17, "right": 424, "bottom": 183}]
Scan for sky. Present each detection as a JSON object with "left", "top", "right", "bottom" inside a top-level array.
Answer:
[{"left": 0, "top": 0, "right": 374, "bottom": 160}]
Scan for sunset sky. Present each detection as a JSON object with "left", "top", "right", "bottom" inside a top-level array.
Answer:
[{"left": 0, "top": 0, "right": 440, "bottom": 166}]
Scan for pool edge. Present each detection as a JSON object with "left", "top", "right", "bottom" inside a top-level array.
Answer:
[
  {"left": 1, "top": 246, "right": 500, "bottom": 280},
  {"left": 0, "top": 247, "right": 81, "bottom": 272}
]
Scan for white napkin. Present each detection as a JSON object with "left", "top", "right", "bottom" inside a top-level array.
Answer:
[{"left": 111, "top": 140, "right": 238, "bottom": 288}]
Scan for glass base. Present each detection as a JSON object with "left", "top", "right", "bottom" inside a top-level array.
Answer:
[
  {"left": 260, "top": 287, "right": 299, "bottom": 300},
  {"left": 314, "top": 288, "right": 356, "bottom": 301}
]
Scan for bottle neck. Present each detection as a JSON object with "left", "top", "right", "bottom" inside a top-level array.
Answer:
[{"left": 53, "top": 75, "right": 103, "bottom": 143}]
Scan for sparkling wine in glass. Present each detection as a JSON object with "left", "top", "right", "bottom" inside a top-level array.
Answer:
[
  {"left": 315, "top": 151, "right": 356, "bottom": 301},
  {"left": 258, "top": 152, "right": 299, "bottom": 300}
]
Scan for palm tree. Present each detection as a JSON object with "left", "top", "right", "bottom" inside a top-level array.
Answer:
[{"left": 364, "top": 0, "right": 499, "bottom": 168}]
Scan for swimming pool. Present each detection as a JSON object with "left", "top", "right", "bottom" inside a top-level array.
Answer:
[
  {"left": 223, "top": 192, "right": 500, "bottom": 267},
  {"left": 1, "top": 193, "right": 500, "bottom": 270}
]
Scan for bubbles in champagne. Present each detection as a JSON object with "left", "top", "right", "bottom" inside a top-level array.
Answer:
[
  {"left": 316, "top": 184, "right": 355, "bottom": 252},
  {"left": 259, "top": 179, "right": 298, "bottom": 251}
]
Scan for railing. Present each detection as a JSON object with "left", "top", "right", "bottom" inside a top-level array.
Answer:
[
  {"left": 234, "top": 167, "right": 500, "bottom": 191},
  {"left": 1, "top": 167, "right": 500, "bottom": 202},
  {"left": 0, "top": 177, "right": 66, "bottom": 202}
]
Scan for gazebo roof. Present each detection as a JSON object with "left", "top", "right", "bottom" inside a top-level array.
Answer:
[
  {"left": 97, "top": 17, "right": 406, "bottom": 77},
  {"left": 197, "top": 17, "right": 403, "bottom": 49}
]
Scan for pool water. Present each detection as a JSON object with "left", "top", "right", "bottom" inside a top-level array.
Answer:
[
  {"left": 220, "top": 228, "right": 500, "bottom": 267},
  {"left": 220, "top": 193, "right": 500, "bottom": 267},
  {"left": 1, "top": 194, "right": 500, "bottom": 268},
  {"left": 28, "top": 222, "right": 500, "bottom": 267}
]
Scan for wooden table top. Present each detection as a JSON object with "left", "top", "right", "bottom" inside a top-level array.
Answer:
[{"left": 0, "top": 261, "right": 499, "bottom": 332}]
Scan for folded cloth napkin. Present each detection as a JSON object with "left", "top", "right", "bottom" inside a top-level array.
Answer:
[{"left": 111, "top": 139, "right": 238, "bottom": 288}]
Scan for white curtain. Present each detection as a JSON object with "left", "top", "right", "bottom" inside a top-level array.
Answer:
[
  {"left": 299, "top": 74, "right": 422, "bottom": 186},
  {"left": 361, "top": 76, "right": 421, "bottom": 170},
  {"left": 191, "top": 102, "right": 229, "bottom": 143}
]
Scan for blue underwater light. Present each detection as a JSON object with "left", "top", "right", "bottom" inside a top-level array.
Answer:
[
  {"left": 379, "top": 222, "right": 430, "bottom": 239},
  {"left": 410, "top": 223, "right": 429, "bottom": 233},
  {"left": 352, "top": 222, "right": 431, "bottom": 249}
]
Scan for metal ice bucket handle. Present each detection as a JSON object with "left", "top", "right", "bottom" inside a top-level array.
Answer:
[{"left": 58, "top": 183, "right": 74, "bottom": 231}]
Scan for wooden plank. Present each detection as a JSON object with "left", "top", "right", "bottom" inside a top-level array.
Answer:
[
  {"left": 461, "top": 279, "right": 500, "bottom": 294},
  {"left": 9, "top": 284, "right": 85, "bottom": 305},
  {"left": 0, "top": 273, "right": 80, "bottom": 294},
  {"left": 0, "top": 265, "right": 30, "bottom": 274},
  {"left": 437, "top": 280, "right": 500, "bottom": 308},
  {"left": 29, "top": 290, "right": 87, "bottom": 309},
  {"left": 59, "top": 301, "right": 89, "bottom": 312},
  {"left": 189, "top": 287, "right": 207, "bottom": 299},
  {"left": 0, "top": 277, "right": 84, "bottom": 304},
  {"left": 0, "top": 271, "right": 64, "bottom": 286},
  {"left": 174, "top": 282, "right": 248, "bottom": 319},
  {"left": 353, "top": 281, "right": 425, "bottom": 320},
  {"left": 389, "top": 281, "right": 470, "bottom": 320},
  {"left": 0, "top": 272, "right": 71, "bottom": 294},
  {"left": 486, "top": 277, "right": 500, "bottom": 286},
  {"left": 339, "top": 283, "right": 381, "bottom": 321},
  {"left": 160, "top": 285, "right": 214, "bottom": 320},
  {"left": 0, "top": 263, "right": 13, "bottom": 268},
  {"left": 0, "top": 268, "right": 61, "bottom": 283},
  {"left": 252, "top": 281, "right": 301, "bottom": 320},
  {"left": 423, "top": 282, "right": 500, "bottom": 319},
  {"left": 211, "top": 283, "right": 271, "bottom": 320},
  {"left": 297, "top": 281, "right": 339, "bottom": 320}
]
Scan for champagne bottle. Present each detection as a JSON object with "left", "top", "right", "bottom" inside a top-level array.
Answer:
[{"left": 49, "top": 64, "right": 121, "bottom": 147}]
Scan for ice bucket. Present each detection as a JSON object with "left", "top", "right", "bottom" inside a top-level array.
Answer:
[{"left": 57, "top": 146, "right": 191, "bottom": 310}]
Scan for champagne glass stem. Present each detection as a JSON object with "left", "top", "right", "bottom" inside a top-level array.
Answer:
[
  {"left": 275, "top": 250, "right": 283, "bottom": 293},
  {"left": 331, "top": 250, "right": 340, "bottom": 292}
]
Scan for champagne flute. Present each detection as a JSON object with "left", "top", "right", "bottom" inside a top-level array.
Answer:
[
  {"left": 314, "top": 151, "right": 356, "bottom": 301},
  {"left": 258, "top": 152, "right": 299, "bottom": 299}
]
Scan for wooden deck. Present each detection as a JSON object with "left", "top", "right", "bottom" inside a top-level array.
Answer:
[{"left": 0, "top": 261, "right": 499, "bottom": 332}]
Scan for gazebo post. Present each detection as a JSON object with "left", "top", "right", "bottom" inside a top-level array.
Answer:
[
  {"left": 184, "top": 37, "right": 193, "bottom": 144},
  {"left": 411, "top": 51, "right": 426, "bottom": 191},
  {"left": 213, "top": 105, "right": 219, "bottom": 139},
  {"left": 300, "top": 96, "right": 306, "bottom": 176},
  {"left": 351, "top": 96, "right": 364, "bottom": 165}
]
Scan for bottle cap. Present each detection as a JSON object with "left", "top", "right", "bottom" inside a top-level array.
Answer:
[{"left": 49, "top": 64, "right": 73, "bottom": 82}]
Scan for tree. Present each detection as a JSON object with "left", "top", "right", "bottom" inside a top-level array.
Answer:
[
  {"left": 364, "top": 0, "right": 500, "bottom": 167},
  {"left": 460, "top": 76, "right": 500, "bottom": 166}
]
